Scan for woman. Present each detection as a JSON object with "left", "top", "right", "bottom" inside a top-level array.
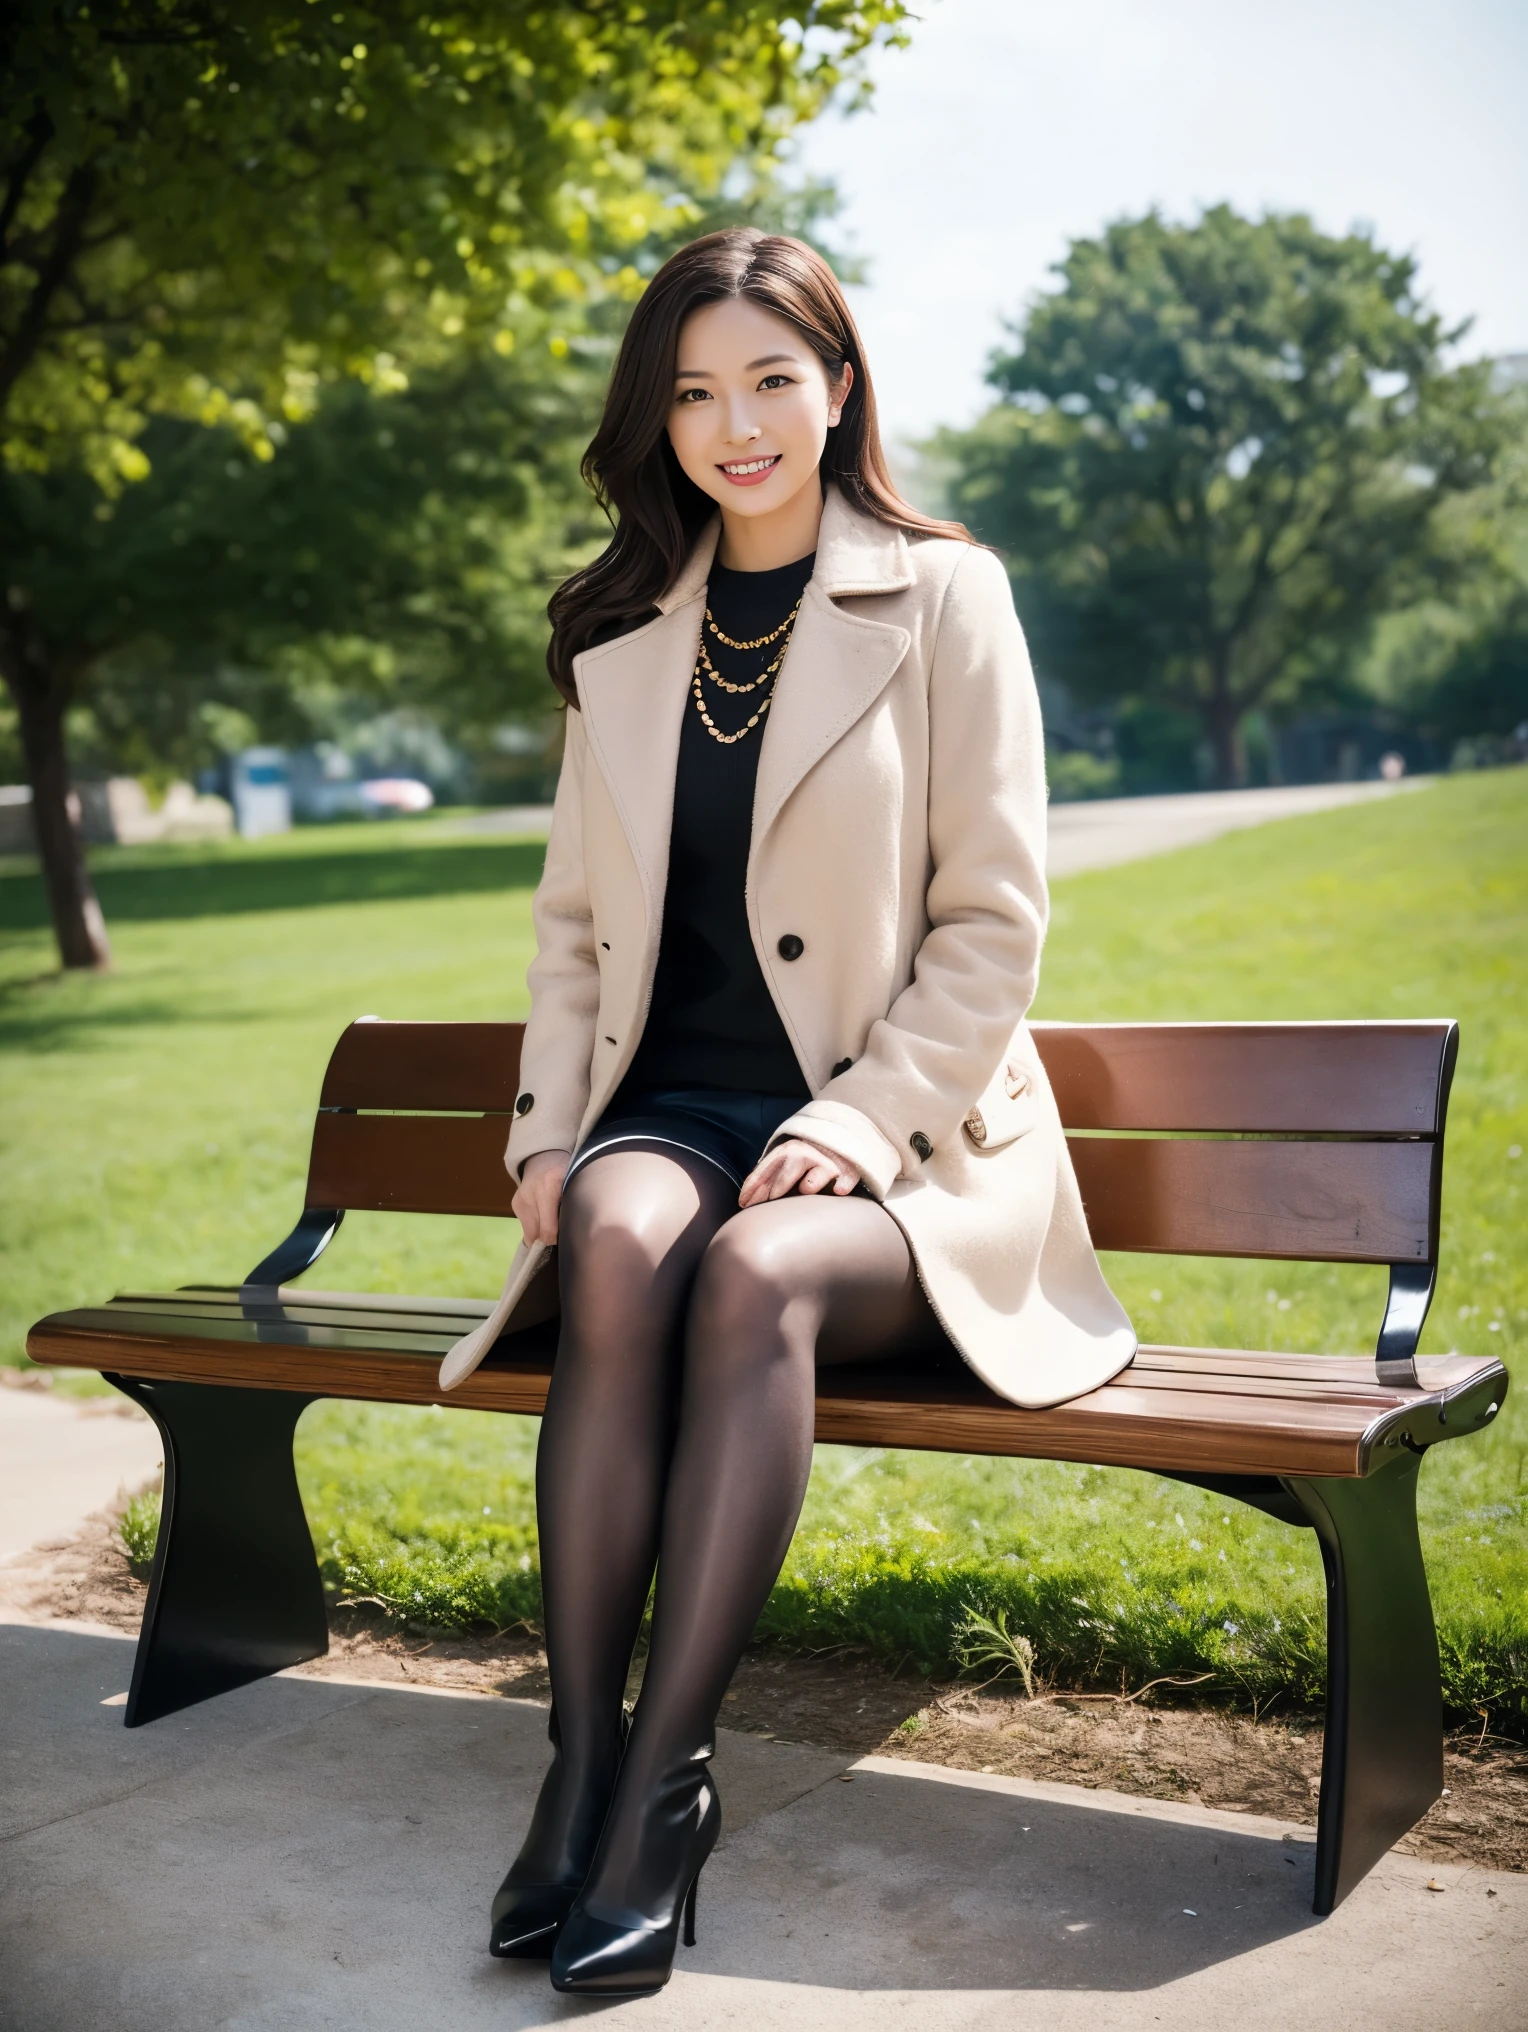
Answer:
[{"left": 441, "top": 229, "right": 1135, "bottom": 1997}]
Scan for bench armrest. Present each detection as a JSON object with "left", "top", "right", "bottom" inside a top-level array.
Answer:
[
  {"left": 241, "top": 1207, "right": 344, "bottom": 1295},
  {"left": 1375, "top": 1262, "right": 1435, "bottom": 1389}
]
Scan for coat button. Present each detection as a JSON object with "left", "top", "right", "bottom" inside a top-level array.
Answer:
[
  {"left": 831, "top": 1057, "right": 853, "bottom": 1078},
  {"left": 910, "top": 1131, "right": 933, "bottom": 1161},
  {"left": 777, "top": 933, "right": 804, "bottom": 961},
  {"left": 515, "top": 1093, "right": 535, "bottom": 1116}
]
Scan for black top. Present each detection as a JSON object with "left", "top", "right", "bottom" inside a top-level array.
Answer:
[{"left": 622, "top": 549, "right": 816, "bottom": 1098}]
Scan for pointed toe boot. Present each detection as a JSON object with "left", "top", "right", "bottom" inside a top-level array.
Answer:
[
  {"left": 488, "top": 1706, "right": 629, "bottom": 1960},
  {"left": 550, "top": 1758, "right": 719, "bottom": 1997}
]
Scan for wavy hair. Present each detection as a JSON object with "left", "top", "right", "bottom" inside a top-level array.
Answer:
[{"left": 547, "top": 229, "right": 970, "bottom": 704}]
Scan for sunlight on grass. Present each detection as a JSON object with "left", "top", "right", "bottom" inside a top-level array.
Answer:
[{"left": 4, "top": 776, "right": 1525, "bottom": 1726}]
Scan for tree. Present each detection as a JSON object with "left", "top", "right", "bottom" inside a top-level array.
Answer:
[
  {"left": 1, "top": 0, "right": 909, "bottom": 966},
  {"left": 0, "top": 347, "right": 597, "bottom": 803},
  {"left": 940, "top": 207, "right": 1513, "bottom": 786}
]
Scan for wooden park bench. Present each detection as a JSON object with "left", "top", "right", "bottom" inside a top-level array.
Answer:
[{"left": 27, "top": 1017, "right": 1507, "bottom": 1916}]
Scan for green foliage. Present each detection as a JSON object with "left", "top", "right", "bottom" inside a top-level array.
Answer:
[
  {"left": 0, "top": 350, "right": 601, "bottom": 779},
  {"left": 1046, "top": 750, "right": 1121, "bottom": 802},
  {"left": 940, "top": 206, "right": 1516, "bottom": 783},
  {"left": 4, "top": 778, "right": 1525, "bottom": 1731},
  {"left": 119, "top": 1486, "right": 161, "bottom": 1571},
  {"left": 1412, "top": 602, "right": 1528, "bottom": 751},
  {"left": 951, "top": 1602, "right": 1038, "bottom": 1696},
  {"left": 2, "top": 0, "right": 909, "bottom": 486}
]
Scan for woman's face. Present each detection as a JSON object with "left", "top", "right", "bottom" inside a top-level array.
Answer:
[{"left": 666, "top": 296, "right": 851, "bottom": 525}]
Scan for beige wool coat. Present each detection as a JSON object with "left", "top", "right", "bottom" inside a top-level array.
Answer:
[{"left": 446, "top": 485, "right": 1136, "bottom": 1408}]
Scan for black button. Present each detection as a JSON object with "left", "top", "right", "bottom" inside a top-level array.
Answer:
[
  {"left": 515, "top": 1093, "right": 534, "bottom": 1116},
  {"left": 777, "top": 934, "right": 804, "bottom": 961},
  {"left": 909, "top": 1131, "right": 933, "bottom": 1162},
  {"left": 831, "top": 1057, "right": 853, "bottom": 1078}
]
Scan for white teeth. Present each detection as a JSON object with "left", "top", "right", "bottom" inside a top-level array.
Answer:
[{"left": 723, "top": 457, "right": 777, "bottom": 475}]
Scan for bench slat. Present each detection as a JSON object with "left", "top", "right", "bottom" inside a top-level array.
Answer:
[
  {"left": 1071, "top": 1136, "right": 1437, "bottom": 1263},
  {"left": 318, "top": 1020, "right": 523, "bottom": 1114},
  {"left": 83, "top": 1298, "right": 1430, "bottom": 1408},
  {"left": 307, "top": 1112, "right": 515, "bottom": 1217},
  {"left": 1032, "top": 1021, "right": 1455, "bottom": 1135},
  {"left": 298, "top": 1111, "right": 1441, "bottom": 1262}
]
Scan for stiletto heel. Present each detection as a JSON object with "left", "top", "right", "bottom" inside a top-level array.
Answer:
[{"left": 683, "top": 1871, "right": 699, "bottom": 1948}]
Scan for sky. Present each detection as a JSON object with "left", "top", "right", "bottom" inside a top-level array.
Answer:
[{"left": 791, "top": 0, "right": 1528, "bottom": 443}]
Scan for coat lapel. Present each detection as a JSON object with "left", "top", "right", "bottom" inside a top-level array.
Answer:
[
  {"left": 574, "top": 599, "right": 705, "bottom": 927},
  {"left": 751, "top": 489, "right": 914, "bottom": 851}
]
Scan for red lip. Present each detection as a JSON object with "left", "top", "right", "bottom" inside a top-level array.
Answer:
[{"left": 716, "top": 454, "right": 782, "bottom": 488}]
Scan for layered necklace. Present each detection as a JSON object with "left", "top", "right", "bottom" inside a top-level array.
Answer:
[{"left": 691, "top": 589, "right": 803, "bottom": 746}]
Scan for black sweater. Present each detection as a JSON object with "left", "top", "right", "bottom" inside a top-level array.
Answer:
[{"left": 622, "top": 550, "right": 815, "bottom": 1098}]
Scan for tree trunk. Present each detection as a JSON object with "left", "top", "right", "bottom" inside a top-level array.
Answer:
[
  {"left": 1205, "top": 689, "right": 1245, "bottom": 790},
  {"left": 2, "top": 643, "right": 111, "bottom": 970}
]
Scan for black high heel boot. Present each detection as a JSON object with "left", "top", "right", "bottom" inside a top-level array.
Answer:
[
  {"left": 549, "top": 1755, "right": 721, "bottom": 1997},
  {"left": 489, "top": 1706, "right": 629, "bottom": 1959}
]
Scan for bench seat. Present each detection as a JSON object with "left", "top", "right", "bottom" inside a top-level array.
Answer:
[{"left": 30, "top": 1286, "right": 1506, "bottom": 1483}]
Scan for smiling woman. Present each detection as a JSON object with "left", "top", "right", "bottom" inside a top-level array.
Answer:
[{"left": 469, "top": 228, "right": 1137, "bottom": 1998}]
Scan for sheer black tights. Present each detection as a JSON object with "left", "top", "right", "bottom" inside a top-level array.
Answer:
[{"left": 523, "top": 1144, "right": 942, "bottom": 1909}]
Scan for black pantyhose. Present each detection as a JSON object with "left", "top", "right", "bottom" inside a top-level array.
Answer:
[
  {"left": 517, "top": 1143, "right": 944, "bottom": 1922},
  {"left": 516, "top": 1148, "right": 734, "bottom": 1893}
]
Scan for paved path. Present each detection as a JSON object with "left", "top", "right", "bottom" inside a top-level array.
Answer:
[
  {"left": 0, "top": 1389, "right": 159, "bottom": 1562},
  {"left": 1045, "top": 780, "right": 1419, "bottom": 878},
  {"left": 1, "top": 1619, "right": 1519, "bottom": 2031},
  {"left": 451, "top": 780, "right": 1420, "bottom": 877}
]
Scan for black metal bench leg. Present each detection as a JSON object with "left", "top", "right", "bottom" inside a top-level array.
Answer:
[
  {"left": 107, "top": 1376, "right": 329, "bottom": 1728},
  {"left": 1282, "top": 1450, "right": 1441, "bottom": 1914}
]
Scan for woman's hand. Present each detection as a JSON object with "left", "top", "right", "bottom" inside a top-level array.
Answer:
[
  {"left": 738, "top": 1138, "right": 861, "bottom": 1208},
  {"left": 512, "top": 1148, "right": 572, "bottom": 1246}
]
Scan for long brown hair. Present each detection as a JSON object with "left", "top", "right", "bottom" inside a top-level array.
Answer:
[{"left": 547, "top": 229, "right": 971, "bottom": 704}]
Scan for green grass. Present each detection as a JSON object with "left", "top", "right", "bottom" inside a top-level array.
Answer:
[{"left": 3, "top": 778, "right": 1525, "bottom": 1731}]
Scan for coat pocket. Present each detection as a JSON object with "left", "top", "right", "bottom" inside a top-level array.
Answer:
[{"left": 962, "top": 1060, "right": 1039, "bottom": 1151}]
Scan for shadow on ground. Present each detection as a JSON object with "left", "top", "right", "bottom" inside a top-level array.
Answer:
[{"left": 0, "top": 837, "right": 548, "bottom": 931}]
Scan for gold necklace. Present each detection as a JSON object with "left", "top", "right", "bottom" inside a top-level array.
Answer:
[
  {"left": 692, "top": 666, "right": 775, "bottom": 744},
  {"left": 695, "top": 634, "right": 789, "bottom": 695},
  {"left": 692, "top": 591, "right": 801, "bottom": 744},
  {"left": 705, "top": 593, "right": 802, "bottom": 653}
]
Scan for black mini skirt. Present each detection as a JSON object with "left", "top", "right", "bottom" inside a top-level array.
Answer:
[{"left": 563, "top": 1085, "right": 805, "bottom": 1193}]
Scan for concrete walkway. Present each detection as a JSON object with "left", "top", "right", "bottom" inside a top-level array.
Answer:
[
  {"left": 450, "top": 780, "right": 1419, "bottom": 878},
  {"left": 1, "top": 1618, "right": 1521, "bottom": 2032},
  {"left": 1044, "top": 780, "right": 1418, "bottom": 878},
  {"left": 0, "top": 1388, "right": 160, "bottom": 1562}
]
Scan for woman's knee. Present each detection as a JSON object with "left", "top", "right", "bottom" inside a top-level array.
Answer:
[
  {"left": 687, "top": 1209, "right": 823, "bottom": 1362},
  {"left": 561, "top": 1156, "right": 704, "bottom": 1274}
]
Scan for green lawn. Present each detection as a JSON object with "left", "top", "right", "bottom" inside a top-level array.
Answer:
[{"left": 4, "top": 777, "right": 1525, "bottom": 1731}]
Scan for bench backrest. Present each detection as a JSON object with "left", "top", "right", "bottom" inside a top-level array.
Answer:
[{"left": 301, "top": 1016, "right": 1457, "bottom": 1272}]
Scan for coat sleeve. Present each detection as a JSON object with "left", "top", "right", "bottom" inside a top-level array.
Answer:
[
  {"left": 765, "top": 545, "right": 1049, "bottom": 1197},
  {"left": 504, "top": 706, "right": 600, "bottom": 1178}
]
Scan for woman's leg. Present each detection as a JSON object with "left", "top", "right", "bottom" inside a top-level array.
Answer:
[
  {"left": 572, "top": 1193, "right": 939, "bottom": 1920},
  {"left": 504, "top": 1147, "right": 735, "bottom": 1900}
]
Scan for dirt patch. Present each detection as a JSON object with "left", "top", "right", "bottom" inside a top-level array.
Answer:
[{"left": 9, "top": 1513, "right": 1525, "bottom": 1876}]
